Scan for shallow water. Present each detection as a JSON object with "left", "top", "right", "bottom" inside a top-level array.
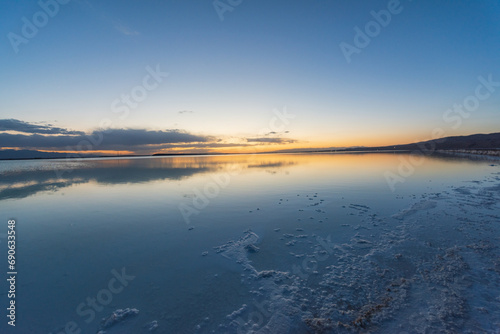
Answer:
[{"left": 0, "top": 153, "right": 499, "bottom": 333}]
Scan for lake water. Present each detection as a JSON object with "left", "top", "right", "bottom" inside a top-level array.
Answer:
[{"left": 1, "top": 153, "right": 499, "bottom": 333}]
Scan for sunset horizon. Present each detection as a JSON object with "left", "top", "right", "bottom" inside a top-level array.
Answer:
[
  {"left": 1, "top": 1, "right": 499, "bottom": 333},
  {"left": 2, "top": 1, "right": 499, "bottom": 158},
  {"left": 1, "top": 116, "right": 499, "bottom": 157}
]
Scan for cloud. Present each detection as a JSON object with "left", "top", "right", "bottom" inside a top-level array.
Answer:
[
  {"left": 113, "top": 23, "right": 139, "bottom": 36},
  {"left": 95, "top": 128, "right": 210, "bottom": 146},
  {"left": 178, "top": 110, "right": 194, "bottom": 114},
  {"left": 0, "top": 119, "right": 84, "bottom": 135},
  {"left": 246, "top": 137, "right": 297, "bottom": 144},
  {"left": 76, "top": 0, "right": 139, "bottom": 36},
  {"left": 0, "top": 126, "right": 211, "bottom": 151},
  {"left": 0, "top": 120, "right": 299, "bottom": 155},
  {"left": 263, "top": 130, "right": 290, "bottom": 136}
]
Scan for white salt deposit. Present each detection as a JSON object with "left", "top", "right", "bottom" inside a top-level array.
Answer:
[{"left": 214, "top": 177, "right": 500, "bottom": 333}]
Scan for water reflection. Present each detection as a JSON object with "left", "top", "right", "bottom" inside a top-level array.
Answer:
[
  {"left": 1, "top": 152, "right": 496, "bottom": 201},
  {"left": 0, "top": 155, "right": 299, "bottom": 200}
]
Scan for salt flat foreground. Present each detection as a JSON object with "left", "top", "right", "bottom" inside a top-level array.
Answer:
[{"left": 0, "top": 153, "right": 498, "bottom": 333}]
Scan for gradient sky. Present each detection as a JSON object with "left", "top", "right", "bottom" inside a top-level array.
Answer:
[{"left": 1, "top": 0, "right": 499, "bottom": 154}]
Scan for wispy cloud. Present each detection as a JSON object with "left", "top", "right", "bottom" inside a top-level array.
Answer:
[
  {"left": 77, "top": 0, "right": 139, "bottom": 36},
  {"left": 246, "top": 137, "right": 297, "bottom": 144},
  {"left": 264, "top": 130, "right": 289, "bottom": 136},
  {"left": 113, "top": 22, "right": 139, "bottom": 36},
  {"left": 178, "top": 110, "right": 194, "bottom": 114}
]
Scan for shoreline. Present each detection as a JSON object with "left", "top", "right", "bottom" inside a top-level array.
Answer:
[
  {"left": 436, "top": 149, "right": 500, "bottom": 159},
  {"left": 1, "top": 148, "right": 500, "bottom": 162}
]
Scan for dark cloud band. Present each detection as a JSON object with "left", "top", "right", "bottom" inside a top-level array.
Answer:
[
  {"left": 0, "top": 119, "right": 84, "bottom": 135},
  {"left": 0, "top": 119, "right": 298, "bottom": 153}
]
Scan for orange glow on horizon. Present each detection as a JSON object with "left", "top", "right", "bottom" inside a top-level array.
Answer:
[{"left": 2, "top": 128, "right": 487, "bottom": 156}]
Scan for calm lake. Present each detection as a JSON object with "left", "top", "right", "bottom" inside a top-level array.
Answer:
[{"left": 1, "top": 153, "right": 499, "bottom": 333}]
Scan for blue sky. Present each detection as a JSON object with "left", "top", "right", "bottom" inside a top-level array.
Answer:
[{"left": 0, "top": 0, "right": 499, "bottom": 154}]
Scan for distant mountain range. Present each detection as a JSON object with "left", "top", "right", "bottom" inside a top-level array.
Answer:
[
  {"left": 0, "top": 132, "right": 498, "bottom": 160},
  {"left": 308, "top": 132, "right": 500, "bottom": 153},
  {"left": 0, "top": 149, "right": 71, "bottom": 160},
  {"left": 0, "top": 149, "right": 100, "bottom": 160}
]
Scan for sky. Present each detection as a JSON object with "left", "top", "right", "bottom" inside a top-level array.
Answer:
[{"left": 0, "top": 0, "right": 499, "bottom": 155}]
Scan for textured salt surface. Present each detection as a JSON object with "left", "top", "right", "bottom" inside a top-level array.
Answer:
[
  {"left": 40, "top": 169, "right": 500, "bottom": 333},
  {"left": 144, "top": 320, "right": 159, "bottom": 332},
  {"left": 211, "top": 178, "right": 500, "bottom": 333},
  {"left": 99, "top": 308, "right": 139, "bottom": 332}
]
